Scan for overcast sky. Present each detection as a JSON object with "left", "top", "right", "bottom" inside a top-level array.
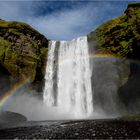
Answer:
[{"left": 0, "top": 1, "right": 138, "bottom": 40}]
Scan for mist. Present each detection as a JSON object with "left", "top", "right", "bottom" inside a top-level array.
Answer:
[
  {"left": 2, "top": 93, "right": 75, "bottom": 121},
  {"left": 2, "top": 92, "right": 109, "bottom": 121}
]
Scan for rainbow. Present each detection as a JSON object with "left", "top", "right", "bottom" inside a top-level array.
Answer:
[
  {"left": 0, "top": 53, "right": 139, "bottom": 108},
  {"left": 90, "top": 53, "right": 140, "bottom": 64},
  {"left": 56, "top": 53, "right": 140, "bottom": 66},
  {"left": 0, "top": 77, "right": 30, "bottom": 108},
  {"left": 55, "top": 53, "right": 131, "bottom": 65}
]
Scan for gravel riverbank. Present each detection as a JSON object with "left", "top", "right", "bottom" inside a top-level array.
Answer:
[{"left": 0, "top": 119, "right": 140, "bottom": 139}]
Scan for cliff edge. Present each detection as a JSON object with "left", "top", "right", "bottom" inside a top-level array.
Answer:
[{"left": 88, "top": 3, "right": 140, "bottom": 59}]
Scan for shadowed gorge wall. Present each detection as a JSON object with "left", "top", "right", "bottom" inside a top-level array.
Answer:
[
  {"left": 0, "top": 64, "right": 11, "bottom": 96},
  {"left": 119, "top": 62, "right": 140, "bottom": 113},
  {"left": 88, "top": 3, "right": 140, "bottom": 114},
  {"left": 91, "top": 57, "right": 130, "bottom": 115}
]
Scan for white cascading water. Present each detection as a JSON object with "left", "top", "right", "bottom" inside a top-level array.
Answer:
[{"left": 43, "top": 36, "right": 93, "bottom": 118}]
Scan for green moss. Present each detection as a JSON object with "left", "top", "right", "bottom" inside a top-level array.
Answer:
[
  {"left": 8, "top": 21, "right": 28, "bottom": 28},
  {"left": 8, "top": 29, "right": 22, "bottom": 36},
  {"left": 88, "top": 4, "right": 140, "bottom": 59},
  {"left": 96, "top": 16, "right": 123, "bottom": 34},
  {"left": 0, "top": 37, "right": 11, "bottom": 60},
  {"left": 20, "top": 51, "right": 40, "bottom": 61},
  {"left": 122, "top": 113, "right": 140, "bottom": 121},
  {"left": 0, "top": 19, "right": 48, "bottom": 82},
  {"left": 0, "top": 20, "right": 28, "bottom": 28},
  {"left": 0, "top": 20, "right": 9, "bottom": 27},
  {"left": 0, "top": 37, "right": 11, "bottom": 47},
  {"left": 120, "top": 40, "right": 132, "bottom": 49}
]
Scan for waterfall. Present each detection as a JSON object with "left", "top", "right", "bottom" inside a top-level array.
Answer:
[{"left": 43, "top": 36, "right": 93, "bottom": 118}]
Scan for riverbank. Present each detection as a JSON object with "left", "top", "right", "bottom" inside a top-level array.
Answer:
[{"left": 0, "top": 119, "right": 140, "bottom": 139}]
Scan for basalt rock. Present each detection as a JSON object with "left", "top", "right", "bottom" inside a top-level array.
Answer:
[{"left": 0, "top": 19, "right": 48, "bottom": 93}]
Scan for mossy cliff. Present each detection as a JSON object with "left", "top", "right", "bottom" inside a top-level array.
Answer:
[
  {"left": 88, "top": 3, "right": 140, "bottom": 115},
  {"left": 88, "top": 3, "right": 140, "bottom": 59},
  {"left": 0, "top": 19, "right": 48, "bottom": 92}
]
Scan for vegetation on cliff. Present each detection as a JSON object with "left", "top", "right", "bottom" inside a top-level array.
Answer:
[
  {"left": 88, "top": 3, "right": 140, "bottom": 117},
  {"left": 0, "top": 19, "right": 48, "bottom": 83},
  {"left": 88, "top": 3, "right": 140, "bottom": 59}
]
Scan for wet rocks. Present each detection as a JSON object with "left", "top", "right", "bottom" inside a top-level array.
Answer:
[{"left": 0, "top": 119, "right": 140, "bottom": 139}]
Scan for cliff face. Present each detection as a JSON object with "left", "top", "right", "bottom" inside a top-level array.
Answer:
[
  {"left": 88, "top": 3, "right": 140, "bottom": 114},
  {"left": 88, "top": 3, "right": 140, "bottom": 59},
  {"left": 0, "top": 19, "right": 48, "bottom": 93}
]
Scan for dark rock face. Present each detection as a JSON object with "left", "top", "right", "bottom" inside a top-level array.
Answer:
[
  {"left": 91, "top": 57, "right": 130, "bottom": 115},
  {"left": 0, "top": 65, "right": 11, "bottom": 94},
  {"left": 119, "top": 62, "right": 140, "bottom": 113},
  {"left": 0, "top": 111, "right": 27, "bottom": 123},
  {"left": 0, "top": 20, "right": 48, "bottom": 93}
]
